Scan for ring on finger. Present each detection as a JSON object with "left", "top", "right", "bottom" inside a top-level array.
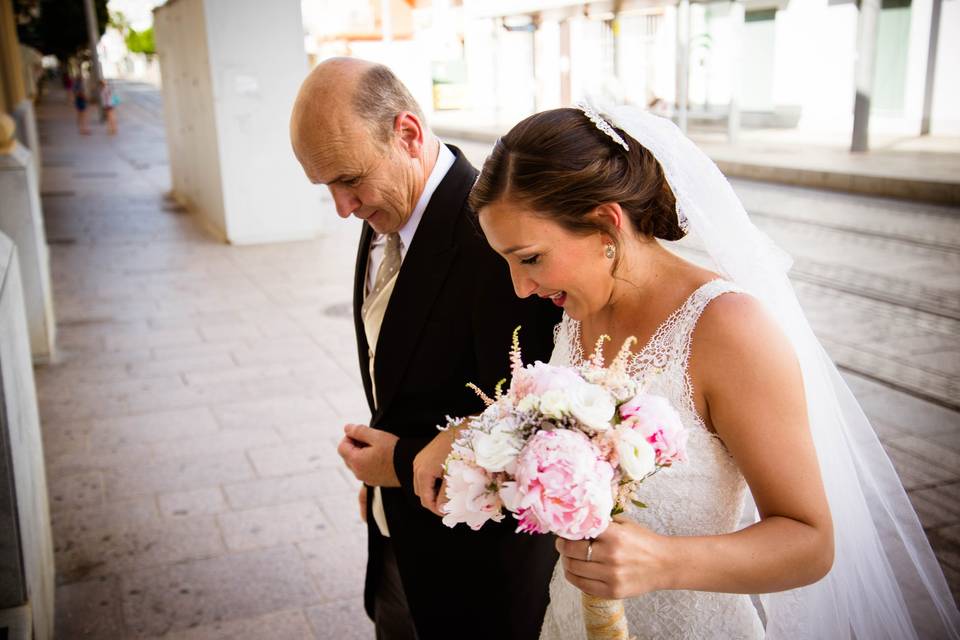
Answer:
[{"left": 586, "top": 540, "right": 594, "bottom": 562}]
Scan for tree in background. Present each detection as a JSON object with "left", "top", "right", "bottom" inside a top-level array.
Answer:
[
  {"left": 111, "top": 10, "right": 155, "bottom": 57},
  {"left": 15, "top": 0, "right": 110, "bottom": 63}
]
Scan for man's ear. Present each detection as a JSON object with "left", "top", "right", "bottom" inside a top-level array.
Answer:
[{"left": 394, "top": 111, "right": 425, "bottom": 158}]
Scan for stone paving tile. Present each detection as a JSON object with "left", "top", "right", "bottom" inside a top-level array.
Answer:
[
  {"left": 105, "top": 451, "right": 256, "bottom": 499},
  {"left": 211, "top": 395, "right": 338, "bottom": 431},
  {"left": 47, "top": 470, "right": 105, "bottom": 511},
  {"left": 158, "top": 487, "right": 230, "bottom": 519},
  {"left": 55, "top": 575, "right": 126, "bottom": 640},
  {"left": 150, "top": 427, "right": 281, "bottom": 460},
  {"left": 45, "top": 440, "right": 154, "bottom": 482},
  {"left": 246, "top": 441, "right": 343, "bottom": 477},
  {"left": 120, "top": 546, "right": 320, "bottom": 637},
  {"left": 55, "top": 513, "right": 225, "bottom": 584},
  {"left": 857, "top": 387, "right": 960, "bottom": 438},
  {"left": 317, "top": 493, "right": 367, "bottom": 536},
  {"left": 156, "top": 609, "right": 315, "bottom": 640},
  {"left": 909, "top": 482, "right": 960, "bottom": 530},
  {"left": 885, "top": 446, "right": 959, "bottom": 491},
  {"left": 884, "top": 436, "right": 960, "bottom": 477},
  {"left": 298, "top": 533, "right": 367, "bottom": 603},
  {"left": 217, "top": 501, "right": 332, "bottom": 551},
  {"left": 304, "top": 599, "right": 374, "bottom": 640},
  {"left": 223, "top": 468, "right": 354, "bottom": 510},
  {"left": 88, "top": 407, "right": 220, "bottom": 448}
]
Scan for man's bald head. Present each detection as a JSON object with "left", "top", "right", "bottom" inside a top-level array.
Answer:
[{"left": 291, "top": 57, "right": 426, "bottom": 162}]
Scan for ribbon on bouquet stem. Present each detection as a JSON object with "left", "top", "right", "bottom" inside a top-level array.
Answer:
[{"left": 581, "top": 592, "right": 632, "bottom": 640}]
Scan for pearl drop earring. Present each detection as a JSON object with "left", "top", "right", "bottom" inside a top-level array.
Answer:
[{"left": 604, "top": 243, "right": 616, "bottom": 259}]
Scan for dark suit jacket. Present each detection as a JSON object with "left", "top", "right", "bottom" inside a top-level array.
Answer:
[{"left": 353, "top": 145, "right": 562, "bottom": 639}]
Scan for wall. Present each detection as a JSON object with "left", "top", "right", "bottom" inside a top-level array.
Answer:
[{"left": 0, "top": 232, "right": 55, "bottom": 640}]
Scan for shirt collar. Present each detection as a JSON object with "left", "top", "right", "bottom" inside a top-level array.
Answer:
[{"left": 397, "top": 142, "right": 455, "bottom": 252}]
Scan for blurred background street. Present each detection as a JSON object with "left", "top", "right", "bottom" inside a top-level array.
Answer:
[{"left": 0, "top": 0, "right": 957, "bottom": 638}]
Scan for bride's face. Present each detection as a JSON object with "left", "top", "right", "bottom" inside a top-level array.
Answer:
[{"left": 479, "top": 199, "right": 614, "bottom": 320}]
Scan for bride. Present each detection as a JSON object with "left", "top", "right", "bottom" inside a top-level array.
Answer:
[{"left": 413, "top": 103, "right": 959, "bottom": 639}]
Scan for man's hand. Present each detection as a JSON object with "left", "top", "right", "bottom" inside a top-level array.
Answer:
[
  {"left": 358, "top": 485, "right": 368, "bottom": 523},
  {"left": 337, "top": 424, "right": 400, "bottom": 487},
  {"left": 413, "top": 429, "right": 456, "bottom": 516}
]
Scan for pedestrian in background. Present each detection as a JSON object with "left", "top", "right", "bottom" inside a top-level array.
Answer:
[
  {"left": 99, "top": 80, "right": 118, "bottom": 135},
  {"left": 73, "top": 75, "right": 90, "bottom": 135}
]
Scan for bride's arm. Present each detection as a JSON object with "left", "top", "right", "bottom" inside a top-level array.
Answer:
[{"left": 560, "top": 293, "right": 834, "bottom": 598}]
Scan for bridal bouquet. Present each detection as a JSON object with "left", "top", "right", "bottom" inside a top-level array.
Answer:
[{"left": 441, "top": 329, "right": 688, "bottom": 640}]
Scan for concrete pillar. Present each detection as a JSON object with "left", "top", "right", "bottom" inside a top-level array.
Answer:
[
  {"left": 0, "top": 230, "right": 55, "bottom": 640},
  {"left": 154, "top": 0, "right": 325, "bottom": 244},
  {"left": 0, "top": 114, "right": 55, "bottom": 363},
  {"left": 851, "top": 0, "right": 881, "bottom": 152},
  {"left": 0, "top": 0, "right": 40, "bottom": 177},
  {"left": 920, "top": 0, "right": 942, "bottom": 135},
  {"left": 728, "top": 0, "right": 744, "bottom": 144},
  {"left": 675, "top": 0, "right": 690, "bottom": 133}
]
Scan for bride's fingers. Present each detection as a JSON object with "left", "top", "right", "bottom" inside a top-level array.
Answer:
[
  {"left": 563, "top": 570, "right": 613, "bottom": 600},
  {"left": 556, "top": 538, "right": 595, "bottom": 562},
  {"left": 562, "top": 555, "right": 608, "bottom": 581}
]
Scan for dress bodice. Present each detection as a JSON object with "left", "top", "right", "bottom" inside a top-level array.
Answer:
[{"left": 540, "top": 279, "right": 765, "bottom": 640}]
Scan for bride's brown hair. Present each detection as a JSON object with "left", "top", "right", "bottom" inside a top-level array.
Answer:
[{"left": 469, "top": 108, "right": 685, "bottom": 246}]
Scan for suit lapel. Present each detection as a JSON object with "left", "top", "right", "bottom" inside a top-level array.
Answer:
[
  {"left": 371, "top": 147, "right": 477, "bottom": 421},
  {"left": 353, "top": 223, "right": 376, "bottom": 413}
]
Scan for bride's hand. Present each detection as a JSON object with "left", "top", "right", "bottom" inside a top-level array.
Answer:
[
  {"left": 413, "top": 429, "right": 456, "bottom": 516},
  {"left": 557, "top": 515, "right": 673, "bottom": 599}
]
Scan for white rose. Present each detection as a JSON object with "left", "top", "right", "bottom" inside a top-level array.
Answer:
[
  {"left": 568, "top": 382, "right": 616, "bottom": 432},
  {"left": 616, "top": 427, "right": 656, "bottom": 480},
  {"left": 539, "top": 389, "right": 569, "bottom": 420},
  {"left": 473, "top": 423, "right": 521, "bottom": 473},
  {"left": 517, "top": 394, "right": 540, "bottom": 413}
]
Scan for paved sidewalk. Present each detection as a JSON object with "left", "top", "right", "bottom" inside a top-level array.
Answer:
[
  {"left": 433, "top": 111, "right": 960, "bottom": 206},
  {"left": 33, "top": 84, "right": 959, "bottom": 638}
]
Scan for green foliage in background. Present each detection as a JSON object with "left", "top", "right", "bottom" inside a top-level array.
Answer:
[{"left": 125, "top": 27, "right": 155, "bottom": 56}]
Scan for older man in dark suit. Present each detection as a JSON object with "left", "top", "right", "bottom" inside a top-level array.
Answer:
[{"left": 290, "top": 58, "right": 561, "bottom": 640}]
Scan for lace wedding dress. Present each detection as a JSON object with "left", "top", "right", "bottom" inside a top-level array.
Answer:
[{"left": 539, "top": 279, "right": 765, "bottom": 640}]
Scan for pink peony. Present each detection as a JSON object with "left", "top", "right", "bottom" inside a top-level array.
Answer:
[
  {"left": 442, "top": 458, "right": 505, "bottom": 531},
  {"left": 620, "top": 393, "right": 688, "bottom": 466},
  {"left": 504, "top": 429, "right": 614, "bottom": 540},
  {"left": 510, "top": 361, "right": 585, "bottom": 400}
]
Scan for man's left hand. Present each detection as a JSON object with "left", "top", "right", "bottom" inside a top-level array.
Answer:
[{"left": 337, "top": 424, "right": 401, "bottom": 487}]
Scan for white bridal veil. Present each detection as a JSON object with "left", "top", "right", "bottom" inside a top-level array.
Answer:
[{"left": 601, "top": 103, "right": 959, "bottom": 639}]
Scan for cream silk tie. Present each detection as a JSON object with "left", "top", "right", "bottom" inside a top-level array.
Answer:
[{"left": 361, "top": 232, "right": 402, "bottom": 537}]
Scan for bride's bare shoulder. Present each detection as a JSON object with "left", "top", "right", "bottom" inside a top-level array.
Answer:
[{"left": 692, "top": 290, "right": 799, "bottom": 378}]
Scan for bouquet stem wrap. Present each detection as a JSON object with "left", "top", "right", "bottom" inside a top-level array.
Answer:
[{"left": 581, "top": 593, "right": 631, "bottom": 640}]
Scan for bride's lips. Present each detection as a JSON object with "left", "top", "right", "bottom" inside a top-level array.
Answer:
[{"left": 542, "top": 291, "right": 566, "bottom": 307}]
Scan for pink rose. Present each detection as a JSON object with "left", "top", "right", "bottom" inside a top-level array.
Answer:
[
  {"left": 442, "top": 458, "right": 505, "bottom": 531},
  {"left": 505, "top": 429, "right": 614, "bottom": 540},
  {"left": 510, "top": 361, "right": 584, "bottom": 400},
  {"left": 620, "top": 393, "right": 688, "bottom": 466}
]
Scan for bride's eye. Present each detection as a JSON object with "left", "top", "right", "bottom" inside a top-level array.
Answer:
[{"left": 520, "top": 254, "right": 540, "bottom": 265}]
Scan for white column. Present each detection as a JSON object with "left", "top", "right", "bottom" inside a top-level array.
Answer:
[
  {"left": 676, "top": 0, "right": 690, "bottom": 133},
  {"left": 851, "top": 0, "right": 881, "bottom": 152},
  {"left": 920, "top": 0, "right": 942, "bottom": 135},
  {"left": 728, "top": 0, "right": 744, "bottom": 143},
  {"left": 0, "top": 117, "right": 55, "bottom": 363},
  {"left": 154, "top": 0, "right": 325, "bottom": 244}
]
